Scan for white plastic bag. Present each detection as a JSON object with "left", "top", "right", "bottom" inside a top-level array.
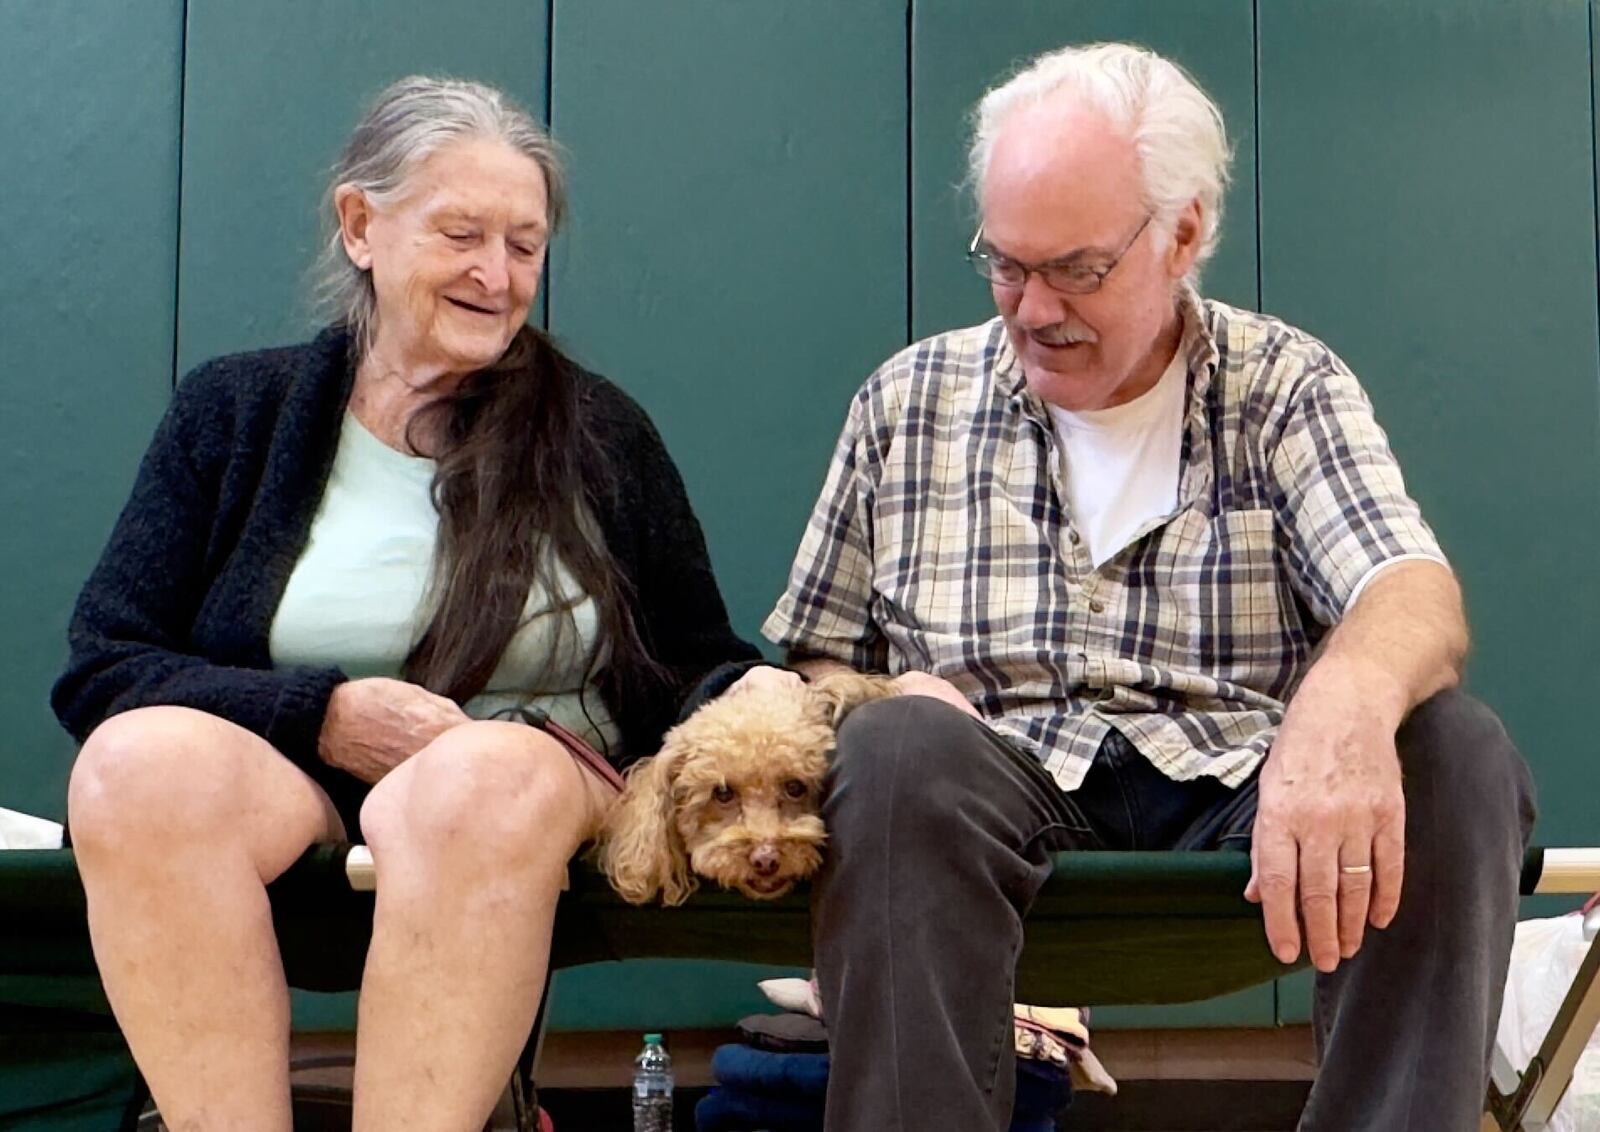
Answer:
[{"left": 1495, "top": 910, "right": 1600, "bottom": 1132}]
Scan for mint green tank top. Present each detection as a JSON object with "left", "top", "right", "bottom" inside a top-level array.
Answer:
[{"left": 269, "top": 413, "right": 623, "bottom": 756}]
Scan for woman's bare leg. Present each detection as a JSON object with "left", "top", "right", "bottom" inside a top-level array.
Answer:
[
  {"left": 351, "top": 721, "right": 612, "bottom": 1131},
  {"left": 68, "top": 707, "right": 344, "bottom": 1132}
]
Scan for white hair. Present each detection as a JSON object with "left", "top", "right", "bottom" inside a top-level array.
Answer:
[
  {"left": 967, "top": 42, "right": 1232, "bottom": 281},
  {"left": 312, "top": 75, "right": 566, "bottom": 356}
]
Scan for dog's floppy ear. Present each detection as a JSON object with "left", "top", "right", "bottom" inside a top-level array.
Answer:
[
  {"left": 807, "top": 672, "right": 899, "bottom": 728},
  {"left": 600, "top": 737, "right": 696, "bottom": 907}
]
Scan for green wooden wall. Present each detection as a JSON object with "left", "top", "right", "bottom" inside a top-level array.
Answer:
[
  {"left": 0, "top": 0, "right": 183, "bottom": 824},
  {"left": 3, "top": 0, "right": 1596, "bottom": 1034}
]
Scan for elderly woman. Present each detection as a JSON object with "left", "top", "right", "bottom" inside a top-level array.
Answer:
[{"left": 52, "top": 76, "right": 759, "bottom": 1129}]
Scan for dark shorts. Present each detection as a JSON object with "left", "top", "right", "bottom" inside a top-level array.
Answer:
[{"left": 305, "top": 760, "right": 371, "bottom": 842}]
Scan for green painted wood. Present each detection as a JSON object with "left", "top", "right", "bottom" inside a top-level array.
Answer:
[
  {"left": 1095, "top": 984, "right": 1274, "bottom": 1030},
  {"left": 548, "top": 0, "right": 908, "bottom": 653},
  {"left": 1277, "top": 968, "right": 1313, "bottom": 1027},
  {"left": 546, "top": 965, "right": 1274, "bottom": 1032},
  {"left": 0, "top": 0, "right": 184, "bottom": 820},
  {"left": 0, "top": 1026, "right": 140, "bottom": 1132},
  {"left": 289, "top": 989, "right": 361, "bottom": 1033},
  {"left": 1260, "top": 0, "right": 1599, "bottom": 845},
  {"left": 175, "top": 0, "right": 549, "bottom": 374},
  {"left": 547, "top": 960, "right": 808, "bottom": 1033},
  {"left": 1261, "top": 0, "right": 1600, "bottom": 1023},
  {"left": 910, "top": 0, "right": 1259, "bottom": 341}
]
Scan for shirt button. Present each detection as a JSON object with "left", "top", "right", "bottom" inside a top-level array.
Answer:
[
  {"left": 1089, "top": 599, "right": 1105, "bottom": 614},
  {"left": 1068, "top": 530, "right": 1081, "bottom": 545}
]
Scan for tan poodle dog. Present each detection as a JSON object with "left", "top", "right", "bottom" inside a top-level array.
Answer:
[{"left": 600, "top": 672, "right": 897, "bottom": 905}]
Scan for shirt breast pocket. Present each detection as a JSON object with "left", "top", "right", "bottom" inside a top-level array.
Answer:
[{"left": 1153, "top": 507, "right": 1299, "bottom": 676}]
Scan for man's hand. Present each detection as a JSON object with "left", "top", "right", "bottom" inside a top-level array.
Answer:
[
  {"left": 318, "top": 677, "right": 471, "bottom": 784},
  {"left": 1247, "top": 560, "right": 1464, "bottom": 973},
  {"left": 727, "top": 665, "right": 807, "bottom": 697},
  {"left": 762, "top": 661, "right": 982, "bottom": 721},
  {"left": 1247, "top": 663, "right": 1407, "bottom": 973},
  {"left": 891, "top": 671, "right": 982, "bottom": 720}
]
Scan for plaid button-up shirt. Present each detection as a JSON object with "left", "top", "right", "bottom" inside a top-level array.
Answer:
[{"left": 763, "top": 292, "right": 1445, "bottom": 790}]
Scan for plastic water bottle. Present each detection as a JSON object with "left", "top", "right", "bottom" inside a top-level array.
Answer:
[{"left": 632, "top": 1032, "right": 674, "bottom": 1131}]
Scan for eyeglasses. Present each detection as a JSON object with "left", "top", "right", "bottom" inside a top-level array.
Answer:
[{"left": 966, "top": 212, "right": 1153, "bottom": 295}]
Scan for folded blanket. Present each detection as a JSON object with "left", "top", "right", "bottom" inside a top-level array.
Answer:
[
  {"left": 1015, "top": 1015, "right": 1117, "bottom": 1095},
  {"left": 711, "top": 1045, "right": 830, "bottom": 1099},
  {"left": 695, "top": 1086, "right": 823, "bottom": 1132},
  {"left": 759, "top": 975, "right": 1117, "bottom": 1095},
  {"left": 695, "top": 1048, "right": 1070, "bottom": 1130},
  {"left": 694, "top": 1085, "right": 1062, "bottom": 1132}
]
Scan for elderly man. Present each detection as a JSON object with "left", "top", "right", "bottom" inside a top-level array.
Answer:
[{"left": 760, "top": 42, "right": 1535, "bottom": 1131}]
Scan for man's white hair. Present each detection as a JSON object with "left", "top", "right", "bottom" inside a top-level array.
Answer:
[{"left": 968, "top": 42, "right": 1232, "bottom": 282}]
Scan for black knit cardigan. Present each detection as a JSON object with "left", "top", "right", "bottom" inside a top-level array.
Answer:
[{"left": 51, "top": 327, "right": 761, "bottom": 776}]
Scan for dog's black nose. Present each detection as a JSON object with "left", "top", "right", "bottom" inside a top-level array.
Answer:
[{"left": 750, "top": 846, "right": 780, "bottom": 876}]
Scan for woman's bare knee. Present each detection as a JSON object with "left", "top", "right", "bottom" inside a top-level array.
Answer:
[
  {"left": 360, "top": 721, "right": 590, "bottom": 868},
  {"left": 69, "top": 706, "right": 340, "bottom": 878}
]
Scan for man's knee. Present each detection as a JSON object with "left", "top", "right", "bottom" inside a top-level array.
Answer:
[
  {"left": 833, "top": 695, "right": 990, "bottom": 786},
  {"left": 827, "top": 695, "right": 1000, "bottom": 840},
  {"left": 1399, "top": 688, "right": 1536, "bottom": 856}
]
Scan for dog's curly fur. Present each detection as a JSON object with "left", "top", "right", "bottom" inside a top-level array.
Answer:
[{"left": 600, "top": 672, "right": 897, "bottom": 905}]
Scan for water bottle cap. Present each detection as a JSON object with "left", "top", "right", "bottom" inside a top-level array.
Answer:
[{"left": 644, "top": 1032, "right": 663, "bottom": 1044}]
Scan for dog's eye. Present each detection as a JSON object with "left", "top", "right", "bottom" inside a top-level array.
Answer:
[
  {"left": 783, "top": 779, "right": 809, "bottom": 800},
  {"left": 712, "top": 784, "right": 736, "bottom": 804}
]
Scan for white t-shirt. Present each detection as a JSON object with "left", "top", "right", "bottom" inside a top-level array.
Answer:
[
  {"left": 1046, "top": 347, "right": 1188, "bottom": 569},
  {"left": 268, "top": 412, "right": 622, "bottom": 755}
]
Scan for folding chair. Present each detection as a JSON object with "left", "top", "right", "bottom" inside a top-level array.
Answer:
[{"left": 1480, "top": 850, "right": 1600, "bottom": 1131}]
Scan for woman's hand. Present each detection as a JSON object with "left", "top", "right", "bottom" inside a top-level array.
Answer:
[{"left": 318, "top": 677, "right": 470, "bottom": 784}]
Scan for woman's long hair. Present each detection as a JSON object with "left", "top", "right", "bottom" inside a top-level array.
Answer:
[
  {"left": 404, "top": 327, "right": 655, "bottom": 709},
  {"left": 314, "top": 76, "right": 656, "bottom": 708}
]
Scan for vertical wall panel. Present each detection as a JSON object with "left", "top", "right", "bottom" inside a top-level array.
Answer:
[
  {"left": 0, "top": 0, "right": 183, "bottom": 819},
  {"left": 176, "top": 0, "right": 549, "bottom": 373},
  {"left": 544, "top": 0, "right": 906, "bottom": 1028},
  {"left": 1260, "top": 0, "right": 1599, "bottom": 1022},
  {"left": 911, "top": 0, "right": 1259, "bottom": 340},
  {"left": 548, "top": 0, "right": 908, "bottom": 651}
]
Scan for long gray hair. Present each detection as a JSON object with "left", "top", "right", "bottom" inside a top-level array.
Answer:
[
  {"left": 313, "top": 75, "right": 567, "bottom": 357},
  {"left": 308, "top": 77, "right": 660, "bottom": 717}
]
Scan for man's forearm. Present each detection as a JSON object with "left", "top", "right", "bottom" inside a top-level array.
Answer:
[{"left": 1291, "top": 559, "right": 1468, "bottom": 732}]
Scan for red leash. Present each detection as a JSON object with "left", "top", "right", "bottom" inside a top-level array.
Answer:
[{"left": 514, "top": 706, "right": 627, "bottom": 792}]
